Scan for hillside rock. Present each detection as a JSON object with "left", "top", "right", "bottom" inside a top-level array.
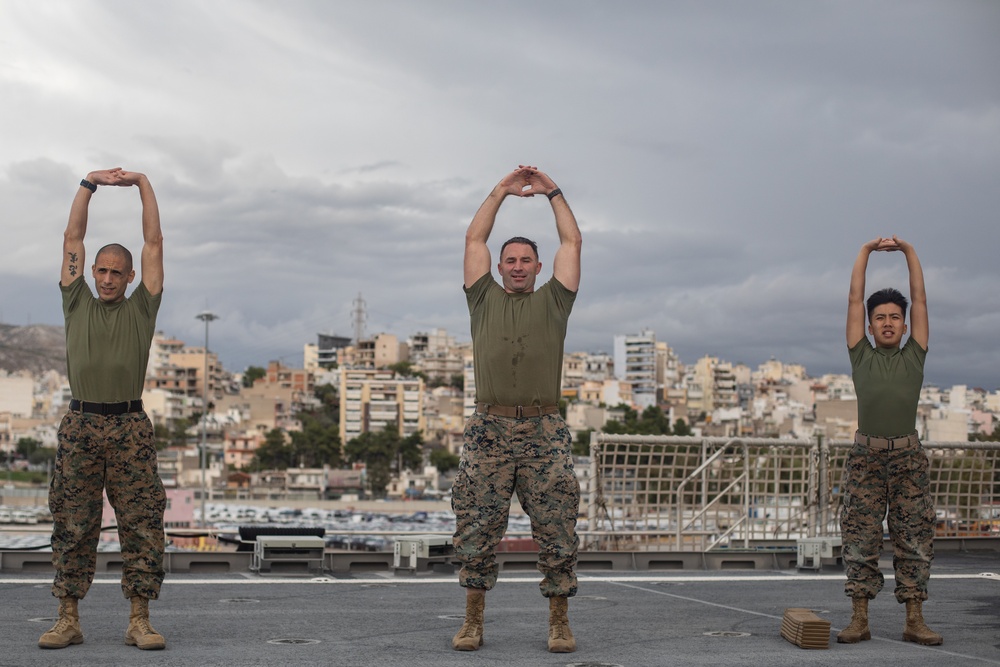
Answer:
[{"left": 0, "top": 323, "right": 66, "bottom": 376}]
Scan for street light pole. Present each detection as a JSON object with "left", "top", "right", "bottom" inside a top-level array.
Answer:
[{"left": 196, "top": 311, "right": 219, "bottom": 528}]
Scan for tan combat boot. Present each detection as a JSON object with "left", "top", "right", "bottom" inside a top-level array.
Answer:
[
  {"left": 452, "top": 589, "right": 485, "bottom": 651},
  {"left": 547, "top": 596, "right": 576, "bottom": 653},
  {"left": 836, "top": 597, "right": 871, "bottom": 643},
  {"left": 38, "top": 597, "right": 84, "bottom": 649},
  {"left": 903, "top": 599, "right": 943, "bottom": 645},
  {"left": 124, "top": 596, "right": 166, "bottom": 650}
]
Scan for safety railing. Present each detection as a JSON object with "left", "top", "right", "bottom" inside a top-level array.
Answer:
[{"left": 587, "top": 434, "right": 1000, "bottom": 552}]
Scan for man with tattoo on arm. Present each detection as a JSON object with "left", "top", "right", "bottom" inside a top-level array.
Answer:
[{"left": 39, "top": 168, "right": 168, "bottom": 651}]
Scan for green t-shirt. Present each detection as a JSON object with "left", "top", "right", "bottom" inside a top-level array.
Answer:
[
  {"left": 466, "top": 272, "right": 576, "bottom": 407},
  {"left": 849, "top": 336, "right": 926, "bottom": 437},
  {"left": 62, "top": 276, "right": 161, "bottom": 403}
]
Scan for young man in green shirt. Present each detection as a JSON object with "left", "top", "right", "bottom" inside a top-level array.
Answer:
[{"left": 839, "top": 235, "right": 942, "bottom": 646}]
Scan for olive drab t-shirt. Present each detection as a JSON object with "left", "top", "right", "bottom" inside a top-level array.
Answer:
[
  {"left": 849, "top": 335, "right": 926, "bottom": 437},
  {"left": 466, "top": 272, "right": 576, "bottom": 407},
  {"left": 62, "top": 275, "right": 161, "bottom": 403}
]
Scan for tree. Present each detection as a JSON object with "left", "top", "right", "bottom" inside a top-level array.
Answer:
[
  {"left": 399, "top": 430, "right": 424, "bottom": 472},
  {"left": 17, "top": 437, "right": 55, "bottom": 466},
  {"left": 251, "top": 429, "right": 292, "bottom": 470},
  {"left": 242, "top": 365, "right": 266, "bottom": 388},
  {"left": 344, "top": 423, "right": 424, "bottom": 498},
  {"left": 573, "top": 429, "right": 594, "bottom": 456},
  {"left": 313, "top": 383, "right": 339, "bottom": 418},
  {"left": 344, "top": 428, "right": 397, "bottom": 498},
  {"left": 289, "top": 413, "right": 342, "bottom": 468},
  {"left": 971, "top": 424, "right": 1000, "bottom": 442},
  {"left": 429, "top": 448, "right": 460, "bottom": 474},
  {"left": 673, "top": 418, "right": 692, "bottom": 436},
  {"left": 386, "top": 361, "right": 427, "bottom": 382},
  {"left": 16, "top": 437, "right": 43, "bottom": 460}
]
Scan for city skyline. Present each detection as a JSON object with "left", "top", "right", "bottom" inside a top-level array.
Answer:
[{"left": 2, "top": 2, "right": 998, "bottom": 390}]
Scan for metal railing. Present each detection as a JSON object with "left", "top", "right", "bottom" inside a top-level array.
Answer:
[{"left": 587, "top": 433, "right": 1000, "bottom": 552}]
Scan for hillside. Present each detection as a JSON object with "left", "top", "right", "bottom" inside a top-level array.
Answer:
[{"left": 0, "top": 323, "right": 66, "bottom": 376}]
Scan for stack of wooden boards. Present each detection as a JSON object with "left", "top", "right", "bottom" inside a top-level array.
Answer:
[{"left": 780, "top": 608, "right": 832, "bottom": 649}]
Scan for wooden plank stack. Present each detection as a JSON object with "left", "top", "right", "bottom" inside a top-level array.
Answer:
[{"left": 780, "top": 608, "right": 832, "bottom": 649}]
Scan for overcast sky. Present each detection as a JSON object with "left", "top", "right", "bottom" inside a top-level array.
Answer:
[{"left": 2, "top": 1, "right": 998, "bottom": 389}]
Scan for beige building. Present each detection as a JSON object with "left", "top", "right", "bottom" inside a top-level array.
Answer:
[
  {"left": 0, "top": 374, "right": 33, "bottom": 418},
  {"left": 340, "top": 369, "right": 424, "bottom": 444},
  {"left": 688, "top": 355, "right": 738, "bottom": 415}
]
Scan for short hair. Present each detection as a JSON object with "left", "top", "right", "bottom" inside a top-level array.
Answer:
[
  {"left": 500, "top": 236, "right": 538, "bottom": 260},
  {"left": 866, "top": 288, "right": 908, "bottom": 321},
  {"left": 95, "top": 243, "right": 133, "bottom": 272}
]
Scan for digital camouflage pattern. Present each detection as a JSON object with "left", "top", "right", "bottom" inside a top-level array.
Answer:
[
  {"left": 50, "top": 411, "right": 166, "bottom": 600},
  {"left": 452, "top": 412, "right": 580, "bottom": 598},
  {"left": 840, "top": 440, "right": 935, "bottom": 602}
]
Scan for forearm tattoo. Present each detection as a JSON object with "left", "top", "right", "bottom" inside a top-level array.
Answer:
[{"left": 68, "top": 252, "right": 78, "bottom": 277}]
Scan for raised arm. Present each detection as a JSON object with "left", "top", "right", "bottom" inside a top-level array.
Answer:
[
  {"left": 61, "top": 168, "right": 124, "bottom": 287},
  {"left": 847, "top": 237, "right": 890, "bottom": 348},
  {"left": 893, "top": 235, "right": 928, "bottom": 350},
  {"left": 464, "top": 167, "right": 534, "bottom": 288},
  {"left": 524, "top": 169, "right": 582, "bottom": 292},
  {"left": 118, "top": 171, "right": 164, "bottom": 296}
]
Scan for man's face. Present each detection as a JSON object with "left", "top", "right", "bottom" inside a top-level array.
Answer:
[
  {"left": 498, "top": 243, "right": 541, "bottom": 294},
  {"left": 868, "top": 303, "right": 907, "bottom": 349},
  {"left": 92, "top": 251, "right": 135, "bottom": 303}
]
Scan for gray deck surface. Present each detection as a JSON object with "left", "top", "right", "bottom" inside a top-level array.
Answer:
[{"left": 2, "top": 550, "right": 998, "bottom": 667}]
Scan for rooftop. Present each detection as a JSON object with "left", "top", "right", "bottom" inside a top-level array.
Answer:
[{"left": 2, "top": 549, "right": 998, "bottom": 667}]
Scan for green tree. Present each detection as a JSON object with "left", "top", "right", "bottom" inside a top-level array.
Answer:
[
  {"left": 636, "top": 405, "right": 672, "bottom": 435},
  {"left": 574, "top": 428, "right": 594, "bottom": 456},
  {"left": 16, "top": 437, "right": 43, "bottom": 460},
  {"left": 429, "top": 448, "right": 460, "bottom": 474},
  {"left": 289, "top": 413, "right": 342, "bottom": 468},
  {"left": 251, "top": 429, "right": 292, "bottom": 470},
  {"left": 387, "top": 361, "right": 428, "bottom": 382},
  {"left": 313, "top": 383, "right": 339, "bottom": 419},
  {"left": 344, "top": 428, "right": 397, "bottom": 497},
  {"left": 153, "top": 424, "right": 172, "bottom": 451},
  {"left": 449, "top": 374, "right": 465, "bottom": 390},
  {"left": 344, "top": 423, "right": 424, "bottom": 498},
  {"left": 673, "top": 418, "right": 692, "bottom": 436},
  {"left": 971, "top": 424, "right": 1000, "bottom": 442},
  {"left": 242, "top": 365, "right": 266, "bottom": 388},
  {"left": 399, "top": 430, "right": 424, "bottom": 472}
]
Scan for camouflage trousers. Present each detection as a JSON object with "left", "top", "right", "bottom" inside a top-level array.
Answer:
[
  {"left": 49, "top": 410, "right": 166, "bottom": 600},
  {"left": 840, "top": 437, "right": 935, "bottom": 602},
  {"left": 452, "top": 412, "right": 580, "bottom": 598}
]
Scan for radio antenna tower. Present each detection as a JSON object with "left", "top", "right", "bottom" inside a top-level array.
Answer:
[{"left": 352, "top": 292, "right": 367, "bottom": 345}]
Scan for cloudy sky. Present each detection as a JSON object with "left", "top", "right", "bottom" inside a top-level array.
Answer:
[{"left": 2, "top": 1, "right": 998, "bottom": 389}]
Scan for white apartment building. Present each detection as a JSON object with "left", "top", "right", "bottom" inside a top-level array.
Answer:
[
  {"left": 339, "top": 369, "right": 425, "bottom": 444},
  {"left": 613, "top": 330, "right": 658, "bottom": 409}
]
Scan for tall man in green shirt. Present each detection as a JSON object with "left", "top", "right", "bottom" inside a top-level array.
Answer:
[
  {"left": 839, "top": 235, "right": 942, "bottom": 646},
  {"left": 39, "top": 168, "right": 168, "bottom": 651},
  {"left": 451, "top": 166, "right": 582, "bottom": 654}
]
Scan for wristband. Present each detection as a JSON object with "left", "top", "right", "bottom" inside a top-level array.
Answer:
[
  {"left": 546, "top": 188, "right": 562, "bottom": 201},
  {"left": 80, "top": 179, "right": 97, "bottom": 192}
]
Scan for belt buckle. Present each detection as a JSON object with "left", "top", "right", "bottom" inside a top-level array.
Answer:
[
  {"left": 515, "top": 405, "right": 523, "bottom": 419},
  {"left": 886, "top": 438, "right": 895, "bottom": 451}
]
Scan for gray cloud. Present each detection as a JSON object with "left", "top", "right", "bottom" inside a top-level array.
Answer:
[{"left": 2, "top": 0, "right": 998, "bottom": 389}]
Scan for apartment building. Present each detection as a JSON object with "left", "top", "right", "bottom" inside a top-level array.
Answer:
[
  {"left": 304, "top": 333, "right": 351, "bottom": 370},
  {"left": 339, "top": 369, "right": 424, "bottom": 444},
  {"left": 613, "top": 330, "right": 658, "bottom": 409}
]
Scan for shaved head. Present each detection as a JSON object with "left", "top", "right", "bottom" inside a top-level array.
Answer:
[{"left": 95, "top": 243, "right": 133, "bottom": 272}]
